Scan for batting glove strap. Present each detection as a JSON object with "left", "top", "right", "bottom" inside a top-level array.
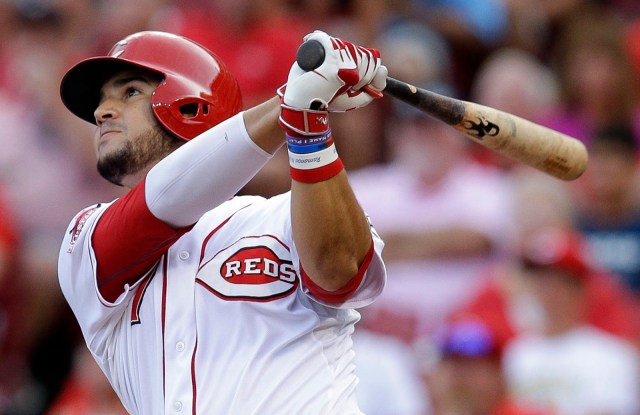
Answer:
[{"left": 279, "top": 103, "right": 330, "bottom": 136}]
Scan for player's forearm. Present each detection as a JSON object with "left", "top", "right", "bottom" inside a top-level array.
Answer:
[
  {"left": 243, "top": 96, "right": 284, "bottom": 153},
  {"left": 278, "top": 32, "right": 385, "bottom": 292},
  {"left": 291, "top": 172, "right": 373, "bottom": 291}
]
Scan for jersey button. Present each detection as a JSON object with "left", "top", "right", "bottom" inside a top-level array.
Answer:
[
  {"left": 173, "top": 401, "right": 183, "bottom": 412},
  {"left": 179, "top": 251, "right": 190, "bottom": 260},
  {"left": 176, "top": 341, "right": 185, "bottom": 352}
]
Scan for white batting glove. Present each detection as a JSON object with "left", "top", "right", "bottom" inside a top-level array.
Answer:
[{"left": 278, "top": 30, "right": 387, "bottom": 136}]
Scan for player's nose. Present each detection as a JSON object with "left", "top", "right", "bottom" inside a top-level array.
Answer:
[{"left": 94, "top": 99, "right": 119, "bottom": 125}]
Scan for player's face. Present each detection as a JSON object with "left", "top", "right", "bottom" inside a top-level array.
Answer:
[{"left": 93, "top": 70, "right": 182, "bottom": 187}]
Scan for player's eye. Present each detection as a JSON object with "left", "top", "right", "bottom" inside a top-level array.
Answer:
[{"left": 125, "top": 86, "right": 141, "bottom": 98}]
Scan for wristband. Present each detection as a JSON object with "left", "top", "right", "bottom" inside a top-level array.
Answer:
[
  {"left": 286, "top": 130, "right": 334, "bottom": 154},
  {"left": 286, "top": 129, "right": 344, "bottom": 183}
]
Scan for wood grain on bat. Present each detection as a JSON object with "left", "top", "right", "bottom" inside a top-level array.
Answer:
[{"left": 384, "top": 80, "right": 587, "bottom": 181}]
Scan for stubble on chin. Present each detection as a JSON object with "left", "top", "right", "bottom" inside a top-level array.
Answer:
[{"left": 97, "top": 126, "right": 184, "bottom": 186}]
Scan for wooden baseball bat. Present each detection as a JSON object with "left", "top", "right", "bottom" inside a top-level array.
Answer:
[{"left": 296, "top": 40, "right": 588, "bottom": 181}]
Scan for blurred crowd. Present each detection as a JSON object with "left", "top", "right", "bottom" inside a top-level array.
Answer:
[{"left": 1, "top": 0, "right": 640, "bottom": 414}]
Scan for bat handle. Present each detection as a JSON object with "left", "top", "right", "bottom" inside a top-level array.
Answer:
[
  {"left": 295, "top": 39, "right": 383, "bottom": 98},
  {"left": 296, "top": 39, "right": 325, "bottom": 71}
]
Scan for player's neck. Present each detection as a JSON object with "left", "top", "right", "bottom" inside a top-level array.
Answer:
[{"left": 120, "top": 165, "right": 154, "bottom": 190}]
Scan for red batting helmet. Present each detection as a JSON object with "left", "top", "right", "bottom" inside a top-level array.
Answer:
[{"left": 60, "top": 31, "right": 242, "bottom": 140}]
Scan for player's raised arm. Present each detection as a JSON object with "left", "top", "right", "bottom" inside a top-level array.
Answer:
[{"left": 277, "top": 31, "right": 387, "bottom": 293}]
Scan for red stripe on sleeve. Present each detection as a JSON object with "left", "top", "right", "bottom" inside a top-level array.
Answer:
[
  {"left": 301, "top": 239, "right": 374, "bottom": 304},
  {"left": 93, "top": 180, "right": 193, "bottom": 302}
]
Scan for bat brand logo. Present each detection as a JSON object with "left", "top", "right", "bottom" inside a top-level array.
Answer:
[
  {"left": 464, "top": 118, "right": 500, "bottom": 139},
  {"left": 197, "top": 235, "right": 298, "bottom": 301}
]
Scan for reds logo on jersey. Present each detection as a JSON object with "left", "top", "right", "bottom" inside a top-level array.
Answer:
[{"left": 196, "top": 235, "right": 299, "bottom": 301}]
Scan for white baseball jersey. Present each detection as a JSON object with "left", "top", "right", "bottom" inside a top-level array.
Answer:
[{"left": 57, "top": 114, "right": 386, "bottom": 415}]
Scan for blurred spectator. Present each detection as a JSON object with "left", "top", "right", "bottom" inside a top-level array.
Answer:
[
  {"left": 46, "top": 347, "right": 127, "bottom": 415},
  {"left": 464, "top": 171, "right": 578, "bottom": 343},
  {"left": 503, "top": 227, "right": 640, "bottom": 415},
  {"left": 0, "top": 2, "right": 123, "bottom": 412},
  {"left": 353, "top": 329, "right": 431, "bottom": 415},
  {"left": 469, "top": 47, "right": 560, "bottom": 170},
  {"left": 624, "top": 18, "right": 640, "bottom": 84},
  {"left": 295, "top": 0, "right": 389, "bottom": 45},
  {"left": 607, "top": 0, "right": 640, "bottom": 16},
  {"left": 471, "top": 47, "right": 559, "bottom": 122},
  {"left": 90, "top": 0, "right": 170, "bottom": 54},
  {"left": 575, "top": 123, "right": 640, "bottom": 296},
  {"left": 376, "top": 22, "right": 456, "bottom": 98},
  {"left": 323, "top": 0, "right": 511, "bottom": 98},
  {"left": 407, "top": 0, "right": 510, "bottom": 48},
  {"left": 425, "top": 316, "right": 550, "bottom": 415},
  {"left": 541, "top": 8, "right": 640, "bottom": 147},
  {"left": 337, "top": 21, "right": 455, "bottom": 173},
  {"left": 502, "top": 0, "right": 594, "bottom": 56},
  {"left": 0, "top": 2, "right": 20, "bottom": 90},
  {"left": 389, "top": 0, "right": 510, "bottom": 97},
  {"left": 0, "top": 186, "right": 27, "bottom": 413},
  {"left": 456, "top": 171, "right": 640, "bottom": 349}
]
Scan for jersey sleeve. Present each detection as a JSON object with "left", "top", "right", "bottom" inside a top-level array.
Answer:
[
  {"left": 58, "top": 184, "right": 191, "bottom": 353},
  {"left": 58, "top": 202, "right": 132, "bottom": 354},
  {"left": 301, "top": 218, "right": 386, "bottom": 309},
  {"left": 92, "top": 181, "right": 191, "bottom": 303}
]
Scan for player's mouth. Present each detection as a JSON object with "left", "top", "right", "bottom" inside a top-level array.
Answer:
[
  {"left": 97, "top": 127, "right": 122, "bottom": 153},
  {"left": 100, "top": 129, "right": 120, "bottom": 138}
]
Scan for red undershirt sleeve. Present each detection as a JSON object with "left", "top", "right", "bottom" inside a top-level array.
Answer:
[{"left": 92, "top": 180, "right": 193, "bottom": 303}]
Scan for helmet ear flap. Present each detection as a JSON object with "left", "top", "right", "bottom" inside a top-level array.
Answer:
[
  {"left": 172, "top": 97, "right": 211, "bottom": 122},
  {"left": 151, "top": 68, "right": 242, "bottom": 140},
  {"left": 153, "top": 96, "right": 215, "bottom": 140}
]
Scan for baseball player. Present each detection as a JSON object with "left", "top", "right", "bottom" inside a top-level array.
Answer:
[{"left": 57, "top": 30, "right": 388, "bottom": 414}]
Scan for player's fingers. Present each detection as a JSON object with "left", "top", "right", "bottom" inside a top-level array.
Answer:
[{"left": 370, "top": 65, "right": 388, "bottom": 92}]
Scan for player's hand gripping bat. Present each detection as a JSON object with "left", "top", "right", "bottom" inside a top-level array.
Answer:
[{"left": 296, "top": 40, "right": 588, "bottom": 181}]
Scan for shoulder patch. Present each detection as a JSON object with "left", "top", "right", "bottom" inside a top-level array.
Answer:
[{"left": 67, "top": 205, "right": 99, "bottom": 253}]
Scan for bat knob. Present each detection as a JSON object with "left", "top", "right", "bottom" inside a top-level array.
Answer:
[{"left": 296, "top": 40, "right": 325, "bottom": 71}]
